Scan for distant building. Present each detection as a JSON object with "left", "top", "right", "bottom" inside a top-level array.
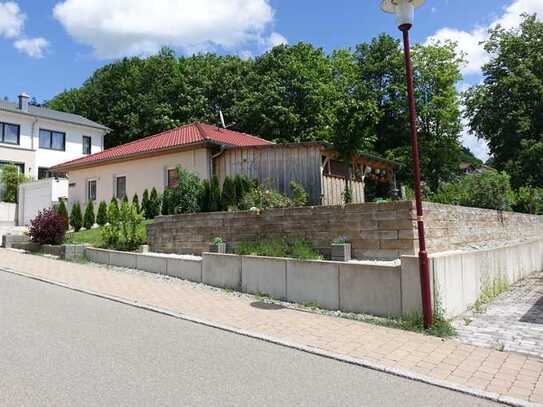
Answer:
[{"left": 0, "top": 92, "right": 109, "bottom": 180}]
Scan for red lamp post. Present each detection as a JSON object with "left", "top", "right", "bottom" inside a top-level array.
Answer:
[{"left": 381, "top": 0, "right": 433, "bottom": 328}]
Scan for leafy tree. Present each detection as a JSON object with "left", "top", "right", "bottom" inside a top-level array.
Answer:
[
  {"left": 289, "top": 181, "right": 308, "bottom": 207},
  {"left": 132, "top": 193, "right": 140, "bottom": 213},
  {"left": 83, "top": 201, "right": 95, "bottom": 230},
  {"left": 161, "top": 188, "right": 175, "bottom": 215},
  {"left": 141, "top": 189, "right": 150, "bottom": 219},
  {"left": 514, "top": 186, "right": 543, "bottom": 215},
  {"left": 0, "top": 164, "right": 28, "bottom": 203},
  {"left": 465, "top": 16, "right": 543, "bottom": 189},
  {"left": 221, "top": 176, "right": 237, "bottom": 209},
  {"left": 56, "top": 199, "right": 69, "bottom": 230},
  {"left": 96, "top": 201, "right": 108, "bottom": 226},
  {"left": 70, "top": 202, "right": 83, "bottom": 232},
  {"left": 208, "top": 175, "right": 222, "bottom": 212}
]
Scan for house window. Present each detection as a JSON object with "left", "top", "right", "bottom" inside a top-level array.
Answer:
[
  {"left": 87, "top": 179, "right": 97, "bottom": 201},
  {"left": 323, "top": 158, "right": 350, "bottom": 178},
  {"left": 116, "top": 176, "right": 126, "bottom": 200},
  {"left": 0, "top": 161, "right": 24, "bottom": 174},
  {"left": 1, "top": 122, "right": 20, "bottom": 145},
  {"left": 39, "top": 129, "right": 66, "bottom": 151},
  {"left": 82, "top": 136, "right": 92, "bottom": 155},
  {"left": 167, "top": 169, "right": 178, "bottom": 188},
  {"left": 38, "top": 167, "right": 51, "bottom": 180}
]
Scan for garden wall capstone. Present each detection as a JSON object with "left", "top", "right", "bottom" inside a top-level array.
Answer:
[{"left": 147, "top": 201, "right": 543, "bottom": 260}]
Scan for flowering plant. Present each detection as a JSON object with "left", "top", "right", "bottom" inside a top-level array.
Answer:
[{"left": 333, "top": 235, "right": 348, "bottom": 245}]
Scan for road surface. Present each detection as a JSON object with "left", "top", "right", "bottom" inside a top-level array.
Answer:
[{"left": 0, "top": 271, "right": 501, "bottom": 406}]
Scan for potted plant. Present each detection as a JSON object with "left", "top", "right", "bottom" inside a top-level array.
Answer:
[
  {"left": 209, "top": 237, "right": 227, "bottom": 254},
  {"left": 331, "top": 235, "right": 351, "bottom": 262}
]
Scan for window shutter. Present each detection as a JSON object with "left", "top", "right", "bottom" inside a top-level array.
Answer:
[
  {"left": 84, "top": 178, "right": 88, "bottom": 203},
  {"left": 163, "top": 167, "right": 168, "bottom": 189}
]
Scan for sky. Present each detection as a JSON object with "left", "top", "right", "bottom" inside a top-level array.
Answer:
[{"left": 1, "top": 0, "right": 542, "bottom": 161}]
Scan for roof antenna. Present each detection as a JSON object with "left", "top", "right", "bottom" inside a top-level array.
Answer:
[{"left": 216, "top": 106, "right": 236, "bottom": 131}]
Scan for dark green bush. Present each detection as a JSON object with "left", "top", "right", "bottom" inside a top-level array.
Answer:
[
  {"left": 83, "top": 201, "right": 95, "bottom": 230},
  {"left": 168, "top": 168, "right": 202, "bottom": 214},
  {"left": 69, "top": 202, "right": 83, "bottom": 232},
  {"left": 239, "top": 183, "right": 293, "bottom": 210},
  {"left": 221, "top": 176, "right": 237, "bottom": 210},
  {"left": 208, "top": 175, "right": 222, "bottom": 212},
  {"left": 101, "top": 201, "right": 144, "bottom": 250},
  {"left": 56, "top": 199, "right": 69, "bottom": 230},
  {"left": 108, "top": 197, "right": 119, "bottom": 223},
  {"left": 234, "top": 174, "right": 251, "bottom": 203},
  {"left": 431, "top": 171, "right": 516, "bottom": 211},
  {"left": 96, "top": 201, "right": 108, "bottom": 226},
  {"left": 199, "top": 179, "right": 211, "bottom": 212},
  {"left": 161, "top": 188, "right": 175, "bottom": 215},
  {"left": 289, "top": 181, "right": 308, "bottom": 207},
  {"left": 149, "top": 187, "right": 161, "bottom": 218},
  {"left": 141, "top": 189, "right": 150, "bottom": 219},
  {"left": 132, "top": 193, "right": 140, "bottom": 213}
]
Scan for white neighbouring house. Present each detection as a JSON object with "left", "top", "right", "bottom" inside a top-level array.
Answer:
[{"left": 0, "top": 92, "right": 109, "bottom": 184}]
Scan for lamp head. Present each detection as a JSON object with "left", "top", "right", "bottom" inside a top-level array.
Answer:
[{"left": 381, "top": 0, "right": 426, "bottom": 28}]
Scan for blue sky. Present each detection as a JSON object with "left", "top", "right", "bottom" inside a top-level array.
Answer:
[{"left": 1, "top": 0, "right": 541, "bottom": 159}]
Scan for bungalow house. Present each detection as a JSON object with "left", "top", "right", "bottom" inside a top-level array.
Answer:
[{"left": 51, "top": 123, "right": 397, "bottom": 207}]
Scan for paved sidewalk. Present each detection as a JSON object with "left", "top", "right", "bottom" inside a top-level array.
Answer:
[
  {"left": 454, "top": 273, "right": 543, "bottom": 358},
  {"left": 1, "top": 249, "right": 543, "bottom": 406}
]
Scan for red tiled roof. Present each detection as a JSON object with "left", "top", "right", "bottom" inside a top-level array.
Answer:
[{"left": 53, "top": 123, "right": 273, "bottom": 170}]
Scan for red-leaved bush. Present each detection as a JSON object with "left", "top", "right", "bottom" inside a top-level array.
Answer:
[{"left": 28, "top": 208, "right": 67, "bottom": 245}]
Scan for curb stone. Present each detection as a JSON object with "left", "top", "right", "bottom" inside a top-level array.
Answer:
[{"left": 0, "top": 266, "right": 539, "bottom": 407}]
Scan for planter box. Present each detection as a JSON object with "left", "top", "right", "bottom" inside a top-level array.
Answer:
[
  {"left": 241, "top": 256, "right": 287, "bottom": 299},
  {"left": 209, "top": 243, "right": 228, "bottom": 254},
  {"left": 331, "top": 243, "right": 351, "bottom": 262},
  {"left": 202, "top": 253, "right": 241, "bottom": 289}
]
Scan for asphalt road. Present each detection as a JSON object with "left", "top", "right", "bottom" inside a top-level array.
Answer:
[{"left": 0, "top": 271, "right": 502, "bottom": 407}]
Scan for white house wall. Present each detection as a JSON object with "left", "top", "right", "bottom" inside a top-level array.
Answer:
[
  {"left": 66, "top": 148, "right": 211, "bottom": 206},
  {"left": 0, "top": 109, "right": 106, "bottom": 179}
]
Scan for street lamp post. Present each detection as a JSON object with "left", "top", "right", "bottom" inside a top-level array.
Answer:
[{"left": 380, "top": 0, "right": 433, "bottom": 328}]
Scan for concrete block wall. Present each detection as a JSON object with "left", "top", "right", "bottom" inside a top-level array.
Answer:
[
  {"left": 401, "top": 237, "right": 543, "bottom": 318},
  {"left": 423, "top": 202, "right": 543, "bottom": 252},
  {"left": 148, "top": 201, "right": 418, "bottom": 260}
]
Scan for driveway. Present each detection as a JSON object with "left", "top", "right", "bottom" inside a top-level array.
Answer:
[
  {"left": 0, "top": 271, "right": 501, "bottom": 407},
  {"left": 454, "top": 271, "right": 543, "bottom": 358}
]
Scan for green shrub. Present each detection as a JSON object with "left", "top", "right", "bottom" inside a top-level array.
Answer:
[
  {"left": 56, "top": 199, "right": 69, "bottom": 230},
  {"left": 514, "top": 187, "right": 543, "bottom": 214},
  {"left": 96, "top": 201, "right": 108, "bottom": 226},
  {"left": 167, "top": 167, "right": 202, "bottom": 214},
  {"left": 141, "top": 189, "right": 150, "bottom": 219},
  {"left": 83, "top": 201, "right": 95, "bottom": 230},
  {"left": 221, "top": 176, "right": 237, "bottom": 210},
  {"left": 0, "top": 164, "right": 28, "bottom": 203},
  {"left": 343, "top": 183, "right": 352, "bottom": 204},
  {"left": 122, "top": 194, "right": 129, "bottom": 204},
  {"left": 108, "top": 197, "right": 119, "bottom": 223},
  {"left": 101, "top": 202, "right": 144, "bottom": 250},
  {"left": 161, "top": 188, "right": 174, "bottom": 215},
  {"left": 431, "top": 171, "right": 516, "bottom": 211},
  {"left": 235, "top": 239, "right": 321, "bottom": 260},
  {"left": 234, "top": 174, "right": 252, "bottom": 203},
  {"left": 208, "top": 175, "right": 222, "bottom": 212},
  {"left": 239, "top": 184, "right": 293, "bottom": 210},
  {"left": 69, "top": 202, "right": 83, "bottom": 232},
  {"left": 149, "top": 187, "right": 161, "bottom": 218},
  {"left": 132, "top": 194, "right": 140, "bottom": 213},
  {"left": 199, "top": 179, "right": 211, "bottom": 212},
  {"left": 289, "top": 181, "right": 308, "bottom": 207}
]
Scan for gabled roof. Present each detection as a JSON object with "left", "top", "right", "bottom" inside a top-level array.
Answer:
[
  {"left": 52, "top": 122, "right": 273, "bottom": 171},
  {"left": 0, "top": 100, "right": 109, "bottom": 131}
]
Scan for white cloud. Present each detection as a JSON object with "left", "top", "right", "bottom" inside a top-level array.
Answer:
[
  {"left": 266, "top": 31, "right": 287, "bottom": 49},
  {"left": 0, "top": 2, "right": 24, "bottom": 39},
  {"left": 14, "top": 37, "right": 49, "bottom": 58},
  {"left": 461, "top": 127, "right": 490, "bottom": 163},
  {"left": 53, "top": 0, "right": 286, "bottom": 59},
  {"left": 0, "top": 2, "right": 49, "bottom": 58},
  {"left": 427, "top": 0, "right": 543, "bottom": 76}
]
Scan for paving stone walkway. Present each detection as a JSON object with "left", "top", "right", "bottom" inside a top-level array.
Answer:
[
  {"left": 1, "top": 248, "right": 543, "bottom": 406},
  {"left": 454, "top": 272, "right": 543, "bottom": 358}
]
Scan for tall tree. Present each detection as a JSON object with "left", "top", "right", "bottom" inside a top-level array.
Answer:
[{"left": 465, "top": 15, "right": 543, "bottom": 188}]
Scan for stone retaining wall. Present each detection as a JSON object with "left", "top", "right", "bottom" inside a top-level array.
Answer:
[{"left": 147, "top": 201, "right": 543, "bottom": 260}]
